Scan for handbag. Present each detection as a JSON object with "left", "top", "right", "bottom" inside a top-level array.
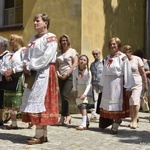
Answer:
[
  {"left": 24, "top": 70, "right": 37, "bottom": 89},
  {"left": 1, "top": 76, "right": 19, "bottom": 91},
  {"left": 141, "top": 92, "right": 149, "bottom": 112}
]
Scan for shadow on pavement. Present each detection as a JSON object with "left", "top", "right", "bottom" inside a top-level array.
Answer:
[{"left": 0, "top": 132, "right": 29, "bottom": 144}]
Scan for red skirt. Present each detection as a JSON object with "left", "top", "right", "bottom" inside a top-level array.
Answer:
[
  {"left": 22, "top": 64, "right": 59, "bottom": 125},
  {"left": 100, "top": 88, "right": 130, "bottom": 119}
]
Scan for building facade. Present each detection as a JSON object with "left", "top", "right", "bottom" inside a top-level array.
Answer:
[
  {"left": 0, "top": 0, "right": 148, "bottom": 61},
  {"left": 0, "top": 0, "right": 148, "bottom": 113}
]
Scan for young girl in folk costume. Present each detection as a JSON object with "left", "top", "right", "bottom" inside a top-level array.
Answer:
[
  {"left": 73, "top": 54, "right": 93, "bottom": 130},
  {"left": 0, "top": 34, "right": 26, "bottom": 129},
  {"left": 20, "top": 13, "right": 58, "bottom": 145}
]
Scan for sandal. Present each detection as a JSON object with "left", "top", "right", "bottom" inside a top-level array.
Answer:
[
  {"left": 28, "top": 136, "right": 48, "bottom": 143},
  {"left": 4, "top": 125, "right": 18, "bottom": 130},
  {"left": 28, "top": 123, "right": 34, "bottom": 129},
  {"left": 3, "top": 117, "right": 11, "bottom": 123},
  {"left": 111, "top": 123, "right": 119, "bottom": 134},
  {"left": 27, "top": 136, "right": 45, "bottom": 145},
  {"left": 128, "top": 123, "right": 132, "bottom": 127},
  {"left": 76, "top": 125, "right": 87, "bottom": 130},
  {"left": 111, "top": 128, "right": 118, "bottom": 134},
  {"left": 130, "top": 125, "right": 137, "bottom": 129},
  {"left": 0, "top": 121, "right": 3, "bottom": 126}
]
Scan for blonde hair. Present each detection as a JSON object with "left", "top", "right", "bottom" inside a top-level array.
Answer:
[
  {"left": 58, "top": 34, "right": 71, "bottom": 51},
  {"left": 108, "top": 37, "right": 121, "bottom": 49},
  {"left": 92, "top": 48, "right": 100, "bottom": 54},
  {"left": 122, "top": 45, "right": 132, "bottom": 53},
  {"left": 10, "top": 34, "right": 24, "bottom": 51}
]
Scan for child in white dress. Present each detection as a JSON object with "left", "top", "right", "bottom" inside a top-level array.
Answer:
[{"left": 73, "top": 55, "right": 93, "bottom": 130}]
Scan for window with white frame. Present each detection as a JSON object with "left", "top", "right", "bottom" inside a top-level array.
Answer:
[{"left": 0, "top": 0, "right": 23, "bottom": 29}]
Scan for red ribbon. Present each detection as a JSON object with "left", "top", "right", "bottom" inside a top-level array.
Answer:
[
  {"left": 9, "top": 54, "right": 13, "bottom": 60},
  {"left": 106, "top": 59, "right": 113, "bottom": 67}
]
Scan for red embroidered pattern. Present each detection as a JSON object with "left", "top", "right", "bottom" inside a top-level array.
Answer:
[
  {"left": 46, "top": 36, "right": 57, "bottom": 43},
  {"left": 28, "top": 42, "right": 35, "bottom": 48},
  {"left": 100, "top": 88, "right": 130, "bottom": 119},
  {"left": 9, "top": 54, "right": 13, "bottom": 60},
  {"left": 106, "top": 59, "right": 113, "bottom": 67},
  {"left": 22, "top": 64, "right": 59, "bottom": 125},
  {"left": 78, "top": 72, "right": 83, "bottom": 78}
]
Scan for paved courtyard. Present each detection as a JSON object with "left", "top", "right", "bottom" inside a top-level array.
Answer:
[{"left": 0, "top": 112, "right": 149, "bottom": 150}]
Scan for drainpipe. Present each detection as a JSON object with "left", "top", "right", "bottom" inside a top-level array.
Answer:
[{"left": 146, "top": 0, "right": 150, "bottom": 59}]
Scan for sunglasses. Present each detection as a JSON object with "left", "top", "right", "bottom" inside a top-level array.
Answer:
[
  {"left": 92, "top": 53, "right": 98, "bottom": 56},
  {"left": 124, "top": 50, "right": 132, "bottom": 54}
]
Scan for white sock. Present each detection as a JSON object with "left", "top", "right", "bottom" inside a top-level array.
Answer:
[
  {"left": 43, "top": 129, "right": 47, "bottom": 137},
  {"left": 81, "top": 116, "right": 87, "bottom": 127},
  {"left": 35, "top": 129, "right": 43, "bottom": 138},
  {"left": 11, "top": 121, "right": 17, "bottom": 127}
]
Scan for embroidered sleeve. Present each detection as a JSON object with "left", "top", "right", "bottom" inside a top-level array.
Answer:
[
  {"left": 46, "top": 36, "right": 57, "bottom": 43},
  {"left": 13, "top": 47, "right": 27, "bottom": 73},
  {"left": 27, "top": 34, "right": 58, "bottom": 71},
  {"left": 83, "top": 70, "right": 92, "bottom": 95}
]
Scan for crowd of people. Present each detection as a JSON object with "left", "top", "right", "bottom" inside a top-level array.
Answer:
[{"left": 0, "top": 13, "right": 149, "bottom": 145}]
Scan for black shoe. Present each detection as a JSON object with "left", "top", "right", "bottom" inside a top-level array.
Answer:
[
  {"left": 0, "top": 121, "right": 3, "bottom": 126},
  {"left": 86, "top": 116, "right": 90, "bottom": 128},
  {"left": 3, "top": 117, "right": 11, "bottom": 123}
]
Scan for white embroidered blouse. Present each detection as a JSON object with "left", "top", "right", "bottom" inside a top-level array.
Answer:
[
  {"left": 24, "top": 33, "right": 57, "bottom": 71},
  {"left": 0, "top": 47, "right": 26, "bottom": 75},
  {"left": 100, "top": 52, "right": 135, "bottom": 90},
  {"left": 20, "top": 33, "right": 58, "bottom": 113},
  {"left": 73, "top": 67, "right": 92, "bottom": 95}
]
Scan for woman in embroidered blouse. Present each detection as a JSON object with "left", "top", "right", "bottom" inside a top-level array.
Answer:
[
  {"left": 56, "top": 34, "right": 78, "bottom": 125},
  {"left": 122, "top": 45, "right": 148, "bottom": 129},
  {"left": 99, "top": 37, "right": 135, "bottom": 134},
  {"left": 73, "top": 55, "right": 93, "bottom": 130},
  {"left": 20, "top": 13, "right": 58, "bottom": 145},
  {"left": 0, "top": 34, "right": 26, "bottom": 129},
  {"left": 0, "top": 36, "right": 9, "bottom": 126}
]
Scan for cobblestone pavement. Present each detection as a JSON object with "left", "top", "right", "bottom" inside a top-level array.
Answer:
[{"left": 0, "top": 112, "right": 149, "bottom": 150}]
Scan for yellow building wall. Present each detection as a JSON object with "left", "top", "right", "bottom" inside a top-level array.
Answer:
[
  {"left": 81, "top": 0, "right": 105, "bottom": 62},
  {"left": 0, "top": 0, "right": 146, "bottom": 62},
  {"left": 23, "top": 0, "right": 82, "bottom": 51},
  {"left": 82, "top": 0, "right": 145, "bottom": 62},
  {"left": 102, "top": 0, "right": 145, "bottom": 58},
  {"left": 0, "top": 0, "right": 82, "bottom": 52}
]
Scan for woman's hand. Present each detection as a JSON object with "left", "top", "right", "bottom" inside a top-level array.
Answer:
[
  {"left": 125, "top": 90, "right": 132, "bottom": 99},
  {"left": 58, "top": 74, "right": 68, "bottom": 80},
  {"left": 23, "top": 64, "right": 31, "bottom": 76},
  {"left": 4, "top": 69, "right": 13, "bottom": 77},
  {"left": 5, "top": 75, "right": 12, "bottom": 81},
  {"left": 73, "top": 91, "right": 78, "bottom": 99},
  {"left": 143, "top": 83, "right": 148, "bottom": 92},
  {"left": 61, "top": 74, "right": 68, "bottom": 80},
  {"left": 80, "top": 94, "right": 86, "bottom": 100}
]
